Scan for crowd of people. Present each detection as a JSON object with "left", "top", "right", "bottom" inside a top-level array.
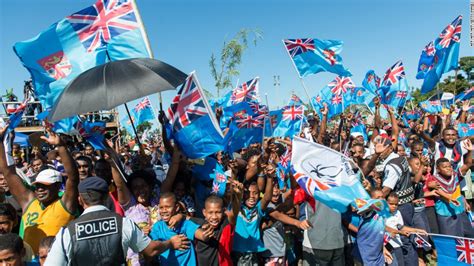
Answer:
[{"left": 0, "top": 96, "right": 474, "bottom": 266}]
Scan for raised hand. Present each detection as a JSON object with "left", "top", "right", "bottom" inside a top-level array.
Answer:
[
  {"left": 463, "top": 139, "right": 474, "bottom": 151},
  {"left": 40, "top": 126, "right": 65, "bottom": 146},
  {"left": 374, "top": 138, "right": 390, "bottom": 155},
  {"left": 462, "top": 100, "right": 470, "bottom": 112}
]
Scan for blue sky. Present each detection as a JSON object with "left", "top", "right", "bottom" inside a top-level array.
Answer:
[{"left": 0, "top": 0, "right": 472, "bottom": 119}]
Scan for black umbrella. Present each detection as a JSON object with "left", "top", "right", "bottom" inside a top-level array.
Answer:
[{"left": 48, "top": 58, "right": 187, "bottom": 122}]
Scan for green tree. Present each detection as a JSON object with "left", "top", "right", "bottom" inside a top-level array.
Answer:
[
  {"left": 459, "top": 56, "right": 474, "bottom": 81},
  {"left": 209, "top": 28, "right": 263, "bottom": 97},
  {"left": 136, "top": 121, "right": 152, "bottom": 134}
]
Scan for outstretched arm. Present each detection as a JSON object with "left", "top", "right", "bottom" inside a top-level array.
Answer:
[
  {"left": 41, "top": 127, "right": 79, "bottom": 214},
  {"left": 260, "top": 164, "right": 275, "bottom": 211},
  {"left": 0, "top": 128, "right": 33, "bottom": 210},
  {"left": 160, "top": 145, "right": 181, "bottom": 193},
  {"left": 316, "top": 104, "right": 328, "bottom": 144}
]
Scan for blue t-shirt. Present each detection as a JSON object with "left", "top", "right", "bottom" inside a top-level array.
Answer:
[
  {"left": 354, "top": 211, "right": 385, "bottom": 266},
  {"left": 233, "top": 201, "right": 266, "bottom": 253},
  {"left": 150, "top": 219, "right": 200, "bottom": 266}
]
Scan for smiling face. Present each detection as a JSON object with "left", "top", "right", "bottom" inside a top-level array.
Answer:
[
  {"left": 442, "top": 128, "right": 458, "bottom": 146},
  {"left": 34, "top": 183, "right": 60, "bottom": 206},
  {"left": 203, "top": 201, "right": 224, "bottom": 228},
  {"left": 244, "top": 183, "right": 259, "bottom": 208},
  {"left": 158, "top": 196, "right": 177, "bottom": 224}
]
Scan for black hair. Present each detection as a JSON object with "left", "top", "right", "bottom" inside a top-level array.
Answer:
[
  {"left": 0, "top": 203, "right": 16, "bottom": 224},
  {"left": 0, "top": 233, "right": 24, "bottom": 253},
  {"left": 39, "top": 236, "right": 55, "bottom": 251},
  {"left": 160, "top": 192, "right": 177, "bottom": 205},
  {"left": 94, "top": 159, "right": 112, "bottom": 185},
  {"left": 76, "top": 156, "right": 93, "bottom": 175},
  {"left": 387, "top": 192, "right": 399, "bottom": 200},
  {"left": 127, "top": 170, "right": 156, "bottom": 190},
  {"left": 436, "top": 157, "right": 451, "bottom": 168},
  {"left": 205, "top": 195, "right": 224, "bottom": 208},
  {"left": 442, "top": 126, "right": 457, "bottom": 134}
]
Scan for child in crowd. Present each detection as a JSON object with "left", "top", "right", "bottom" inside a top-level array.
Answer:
[
  {"left": 385, "top": 193, "right": 427, "bottom": 266},
  {"left": 37, "top": 236, "right": 54, "bottom": 266},
  {"left": 231, "top": 163, "right": 275, "bottom": 265},
  {"left": 191, "top": 179, "right": 242, "bottom": 266},
  {"left": 150, "top": 192, "right": 214, "bottom": 265}
]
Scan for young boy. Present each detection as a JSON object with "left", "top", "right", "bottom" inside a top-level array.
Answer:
[
  {"left": 192, "top": 180, "right": 242, "bottom": 266},
  {"left": 150, "top": 192, "right": 214, "bottom": 265},
  {"left": 231, "top": 164, "right": 274, "bottom": 265},
  {"left": 0, "top": 203, "right": 34, "bottom": 262},
  {"left": 428, "top": 153, "right": 474, "bottom": 237},
  {"left": 385, "top": 193, "right": 427, "bottom": 266},
  {"left": 0, "top": 233, "right": 39, "bottom": 266}
]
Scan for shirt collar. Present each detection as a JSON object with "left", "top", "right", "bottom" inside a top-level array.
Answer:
[{"left": 82, "top": 205, "right": 110, "bottom": 215}]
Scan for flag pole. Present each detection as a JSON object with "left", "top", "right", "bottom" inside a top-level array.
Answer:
[
  {"left": 131, "top": 0, "right": 164, "bottom": 111},
  {"left": 124, "top": 103, "right": 142, "bottom": 148},
  {"left": 281, "top": 40, "right": 316, "bottom": 111}
]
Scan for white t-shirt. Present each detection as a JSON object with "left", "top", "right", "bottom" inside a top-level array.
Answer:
[{"left": 385, "top": 210, "right": 404, "bottom": 248}]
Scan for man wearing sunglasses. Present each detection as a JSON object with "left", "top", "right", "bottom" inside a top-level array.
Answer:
[{"left": 0, "top": 127, "right": 79, "bottom": 254}]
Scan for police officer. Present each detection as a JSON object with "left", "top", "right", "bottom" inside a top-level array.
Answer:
[{"left": 45, "top": 176, "right": 189, "bottom": 266}]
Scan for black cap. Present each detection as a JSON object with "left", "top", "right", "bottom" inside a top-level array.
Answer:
[{"left": 78, "top": 176, "right": 109, "bottom": 194}]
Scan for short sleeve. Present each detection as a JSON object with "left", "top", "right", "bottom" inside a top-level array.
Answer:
[
  {"left": 149, "top": 222, "right": 163, "bottom": 241},
  {"left": 44, "top": 228, "right": 70, "bottom": 266},
  {"left": 383, "top": 164, "right": 400, "bottom": 190},
  {"left": 123, "top": 217, "right": 152, "bottom": 253},
  {"left": 183, "top": 220, "right": 200, "bottom": 241}
]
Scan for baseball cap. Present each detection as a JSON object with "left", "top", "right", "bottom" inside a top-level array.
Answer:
[
  {"left": 33, "top": 169, "right": 62, "bottom": 185},
  {"left": 78, "top": 176, "right": 109, "bottom": 194}
]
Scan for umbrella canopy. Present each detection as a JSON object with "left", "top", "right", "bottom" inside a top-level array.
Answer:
[{"left": 48, "top": 58, "right": 187, "bottom": 122}]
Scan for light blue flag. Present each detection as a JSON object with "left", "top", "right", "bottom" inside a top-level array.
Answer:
[
  {"left": 456, "top": 87, "right": 474, "bottom": 102},
  {"left": 416, "top": 41, "right": 436, "bottom": 79},
  {"left": 265, "top": 110, "right": 282, "bottom": 137},
  {"left": 315, "top": 76, "right": 356, "bottom": 119},
  {"left": 288, "top": 94, "right": 304, "bottom": 106},
  {"left": 224, "top": 114, "right": 265, "bottom": 153},
  {"left": 350, "top": 87, "right": 376, "bottom": 107},
  {"left": 210, "top": 164, "right": 227, "bottom": 197},
  {"left": 350, "top": 124, "right": 368, "bottom": 142},
  {"left": 133, "top": 97, "right": 155, "bottom": 125},
  {"left": 284, "top": 38, "right": 352, "bottom": 78},
  {"left": 379, "top": 60, "right": 410, "bottom": 109},
  {"left": 431, "top": 234, "right": 474, "bottom": 265},
  {"left": 273, "top": 105, "right": 305, "bottom": 138},
  {"left": 14, "top": 0, "right": 150, "bottom": 130},
  {"left": 421, "top": 16, "right": 462, "bottom": 94},
  {"left": 292, "top": 137, "right": 370, "bottom": 213},
  {"left": 192, "top": 156, "right": 220, "bottom": 181},
  {"left": 168, "top": 72, "right": 224, "bottom": 159},
  {"left": 76, "top": 120, "right": 106, "bottom": 150},
  {"left": 458, "top": 123, "right": 474, "bottom": 138},
  {"left": 120, "top": 114, "right": 137, "bottom": 136},
  {"left": 220, "top": 101, "right": 255, "bottom": 129},
  {"left": 419, "top": 99, "right": 443, "bottom": 114},
  {"left": 362, "top": 70, "right": 381, "bottom": 95}
]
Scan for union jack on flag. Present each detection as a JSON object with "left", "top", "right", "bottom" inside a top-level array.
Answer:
[
  {"left": 280, "top": 150, "right": 291, "bottom": 168},
  {"left": 231, "top": 78, "right": 259, "bottom": 104},
  {"left": 331, "top": 95, "right": 342, "bottom": 105},
  {"left": 424, "top": 41, "right": 436, "bottom": 56},
  {"left": 456, "top": 238, "right": 474, "bottom": 264},
  {"left": 366, "top": 73, "right": 381, "bottom": 88},
  {"left": 282, "top": 105, "right": 304, "bottom": 121},
  {"left": 167, "top": 73, "right": 207, "bottom": 131},
  {"left": 329, "top": 76, "right": 355, "bottom": 96},
  {"left": 438, "top": 15, "right": 462, "bottom": 49},
  {"left": 134, "top": 97, "right": 151, "bottom": 113},
  {"left": 236, "top": 114, "right": 264, "bottom": 128},
  {"left": 67, "top": 0, "right": 140, "bottom": 52},
  {"left": 211, "top": 181, "right": 221, "bottom": 194},
  {"left": 284, "top": 39, "right": 315, "bottom": 57},
  {"left": 395, "top": 91, "right": 408, "bottom": 99},
  {"left": 429, "top": 100, "right": 441, "bottom": 106},
  {"left": 382, "top": 61, "right": 406, "bottom": 86},
  {"left": 249, "top": 102, "right": 268, "bottom": 115},
  {"left": 215, "top": 172, "right": 227, "bottom": 183}
]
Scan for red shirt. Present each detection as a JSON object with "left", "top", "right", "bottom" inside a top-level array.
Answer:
[{"left": 423, "top": 173, "right": 436, "bottom": 207}]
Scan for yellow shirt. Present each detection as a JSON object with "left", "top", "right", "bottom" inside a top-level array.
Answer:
[{"left": 22, "top": 199, "right": 75, "bottom": 253}]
